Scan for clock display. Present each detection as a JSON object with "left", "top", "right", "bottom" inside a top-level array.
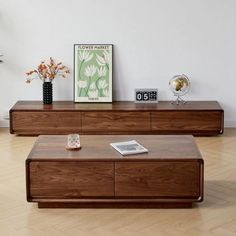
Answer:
[{"left": 135, "top": 89, "right": 158, "bottom": 103}]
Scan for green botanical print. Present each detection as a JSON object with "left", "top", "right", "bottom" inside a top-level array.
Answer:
[{"left": 76, "top": 48, "right": 111, "bottom": 100}]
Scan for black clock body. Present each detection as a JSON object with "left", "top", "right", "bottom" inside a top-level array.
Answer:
[{"left": 135, "top": 89, "right": 158, "bottom": 103}]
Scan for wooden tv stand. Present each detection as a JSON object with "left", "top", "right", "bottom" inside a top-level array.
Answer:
[
  {"left": 26, "top": 135, "right": 204, "bottom": 208},
  {"left": 10, "top": 100, "right": 224, "bottom": 136}
]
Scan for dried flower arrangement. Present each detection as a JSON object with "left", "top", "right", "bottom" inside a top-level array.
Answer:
[{"left": 26, "top": 57, "right": 70, "bottom": 83}]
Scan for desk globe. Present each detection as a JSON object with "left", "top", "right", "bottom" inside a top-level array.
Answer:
[{"left": 169, "top": 74, "right": 190, "bottom": 104}]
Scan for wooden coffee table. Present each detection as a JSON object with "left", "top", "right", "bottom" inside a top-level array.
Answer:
[{"left": 26, "top": 135, "right": 204, "bottom": 208}]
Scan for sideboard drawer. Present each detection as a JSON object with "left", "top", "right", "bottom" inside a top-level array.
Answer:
[
  {"left": 11, "top": 111, "right": 81, "bottom": 135},
  {"left": 151, "top": 111, "right": 222, "bottom": 132},
  {"left": 29, "top": 161, "right": 114, "bottom": 198},
  {"left": 115, "top": 162, "right": 202, "bottom": 198},
  {"left": 82, "top": 112, "right": 150, "bottom": 132}
]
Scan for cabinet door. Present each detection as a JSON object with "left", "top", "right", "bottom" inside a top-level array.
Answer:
[
  {"left": 115, "top": 162, "right": 202, "bottom": 198},
  {"left": 82, "top": 112, "right": 150, "bottom": 132},
  {"left": 29, "top": 162, "right": 114, "bottom": 199},
  {"left": 151, "top": 111, "right": 222, "bottom": 132},
  {"left": 12, "top": 111, "right": 81, "bottom": 135}
]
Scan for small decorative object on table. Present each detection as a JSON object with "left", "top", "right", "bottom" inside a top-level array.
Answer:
[
  {"left": 169, "top": 74, "right": 190, "bottom": 105},
  {"left": 110, "top": 140, "right": 148, "bottom": 156},
  {"left": 135, "top": 89, "right": 158, "bottom": 103},
  {"left": 26, "top": 58, "right": 70, "bottom": 104},
  {"left": 66, "top": 134, "right": 81, "bottom": 150}
]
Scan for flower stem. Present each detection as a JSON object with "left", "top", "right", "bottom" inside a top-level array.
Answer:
[
  {"left": 78, "top": 60, "right": 85, "bottom": 97},
  {"left": 96, "top": 77, "right": 105, "bottom": 97},
  {"left": 78, "top": 60, "right": 84, "bottom": 81},
  {"left": 79, "top": 88, "right": 83, "bottom": 97},
  {"left": 85, "top": 77, "right": 91, "bottom": 96}
]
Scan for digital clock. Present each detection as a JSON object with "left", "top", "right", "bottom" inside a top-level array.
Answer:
[{"left": 135, "top": 89, "right": 158, "bottom": 103}]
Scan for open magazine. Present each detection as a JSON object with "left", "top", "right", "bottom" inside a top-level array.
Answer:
[{"left": 110, "top": 140, "right": 148, "bottom": 156}]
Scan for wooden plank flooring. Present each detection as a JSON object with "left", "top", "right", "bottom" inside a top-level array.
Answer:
[{"left": 0, "top": 128, "right": 236, "bottom": 235}]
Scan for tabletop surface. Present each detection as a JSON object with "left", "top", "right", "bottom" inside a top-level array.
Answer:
[
  {"left": 12, "top": 100, "right": 223, "bottom": 111},
  {"left": 27, "top": 135, "right": 203, "bottom": 162}
]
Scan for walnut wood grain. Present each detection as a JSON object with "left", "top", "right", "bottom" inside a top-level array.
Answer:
[
  {"left": 11, "top": 100, "right": 223, "bottom": 111},
  {"left": 151, "top": 111, "right": 222, "bottom": 132},
  {"left": 37, "top": 201, "right": 192, "bottom": 209},
  {"left": 26, "top": 135, "right": 203, "bottom": 208},
  {"left": 11, "top": 111, "right": 81, "bottom": 135},
  {"left": 10, "top": 100, "right": 224, "bottom": 136},
  {"left": 115, "top": 162, "right": 201, "bottom": 198},
  {"left": 26, "top": 135, "right": 202, "bottom": 162},
  {"left": 82, "top": 112, "right": 150, "bottom": 132},
  {"left": 28, "top": 161, "right": 114, "bottom": 199}
]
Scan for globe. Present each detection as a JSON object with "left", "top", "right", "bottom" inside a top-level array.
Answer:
[
  {"left": 169, "top": 74, "right": 190, "bottom": 96},
  {"left": 169, "top": 74, "right": 190, "bottom": 104}
]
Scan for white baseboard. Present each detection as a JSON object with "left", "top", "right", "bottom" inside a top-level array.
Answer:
[
  {"left": 225, "top": 121, "right": 236, "bottom": 128},
  {"left": 0, "top": 119, "right": 9, "bottom": 127}
]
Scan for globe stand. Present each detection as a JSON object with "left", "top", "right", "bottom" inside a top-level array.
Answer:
[
  {"left": 169, "top": 74, "right": 190, "bottom": 105},
  {"left": 171, "top": 95, "right": 186, "bottom": 105}
]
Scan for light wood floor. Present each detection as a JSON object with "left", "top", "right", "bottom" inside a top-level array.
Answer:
[{"left": 1, "top": 128, "right": 236, "bottom": 236}]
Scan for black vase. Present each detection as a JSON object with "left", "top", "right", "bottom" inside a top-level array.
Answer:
[{"left": 43, "top": 82, "right": 53, "bottom": 104}]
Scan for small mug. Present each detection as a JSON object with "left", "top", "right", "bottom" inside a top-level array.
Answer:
[{"left": 67, "top": 134, "right": 81, "bottom": 149}]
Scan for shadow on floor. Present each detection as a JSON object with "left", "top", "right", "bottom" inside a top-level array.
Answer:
[{"left": 197, "top": 180, "right": 236, "bottom": 208}]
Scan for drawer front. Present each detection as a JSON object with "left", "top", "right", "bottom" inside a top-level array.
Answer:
[
  {"left": 115, "top": 162, "right": 201, "bottom": 198},
  {"left": 29, "top": 162, "right": 114, "bottom": 198},
  {"left": 12, "top": 111, "right": 81, "bottom": 134},
  {"left": 82, "top": 112, "right": 150, "bottom": 132},
  {"left": 151, "top": 111, "right": 222, "bottom": 131}
]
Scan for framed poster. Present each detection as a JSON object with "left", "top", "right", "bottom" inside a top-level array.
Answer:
[{"left": 74, "top": 44, "right": 113, "bottom": 102}]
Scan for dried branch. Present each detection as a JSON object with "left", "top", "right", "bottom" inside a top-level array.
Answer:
[{"left": 26, "top": 57, "right": 70, "bottom": 83}]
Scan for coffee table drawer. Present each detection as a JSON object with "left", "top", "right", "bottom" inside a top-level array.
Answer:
[
  {"left": 115, "top": 162, "right": 202, "bottom": 198},
  {"left": 28, "top": 161, "right": 114, "bottom": 199}
]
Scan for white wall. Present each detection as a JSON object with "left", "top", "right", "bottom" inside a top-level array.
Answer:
[{"left": 1, "top": 0, "right": 236, "bottom": 127}]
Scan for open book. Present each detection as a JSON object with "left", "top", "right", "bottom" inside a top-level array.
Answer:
[{"left": 110, "top": 140, "right": 148, "bottom": 156}]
